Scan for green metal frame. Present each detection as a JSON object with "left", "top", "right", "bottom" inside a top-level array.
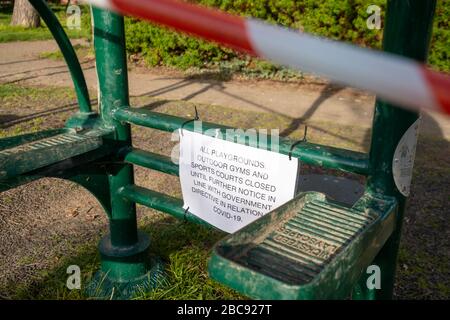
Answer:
[
  {"left": 0, "top": 0, "right": 437, "bottom": 299},
  {"left": 352, "top": 0, "right": 436, "bottom": 300}
]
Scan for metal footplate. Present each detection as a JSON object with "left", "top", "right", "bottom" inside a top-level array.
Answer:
[
  {"left": 0, "top": 128, "right": 111, "bottom": 180},
  {"left": 208, "top": 191, "right": 397, "bottom": 299}
]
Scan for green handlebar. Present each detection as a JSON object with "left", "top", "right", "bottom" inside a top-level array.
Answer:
[{"left": 28, "top": 0, "right": 92, "bottom": 113}]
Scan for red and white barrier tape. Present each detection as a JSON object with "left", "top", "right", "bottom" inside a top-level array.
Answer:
[{"left": 86, "top": 0, "right": 450, "bottom": 116}]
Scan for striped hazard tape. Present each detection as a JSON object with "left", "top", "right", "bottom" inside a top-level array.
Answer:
[{"left": 86, "top": 0, "right": 450, "bottom": 116}]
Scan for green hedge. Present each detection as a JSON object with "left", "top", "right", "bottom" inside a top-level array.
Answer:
[
  {"left": 125, "top": 0, "right": 449, "bottom": 72},
  {"left": 429, "top": 2, "right": 450, "bottom": 72}
]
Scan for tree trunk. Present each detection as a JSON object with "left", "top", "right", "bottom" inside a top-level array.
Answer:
[{"left": 11, "top": 0, "right": 41, "bottom": 28}]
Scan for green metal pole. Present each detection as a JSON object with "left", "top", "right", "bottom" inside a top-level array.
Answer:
[
  {"left": 352, "top": 0, "right": 436, "bottom": 300},
  {"left": 113, "top": 108, "right": 370, "bottom": 175},
  {"left": 87, "top": 7, "right": 163, "bottom": 299},
  {"left": 91, "top": 8, "right": 136, "bottom": 245}
]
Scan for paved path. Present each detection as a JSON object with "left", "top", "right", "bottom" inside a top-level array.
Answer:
[{"left": 0, "top": 40, "right": 448, "bottom": 138}]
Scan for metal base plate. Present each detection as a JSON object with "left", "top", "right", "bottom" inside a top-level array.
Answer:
[{"left": 85, "top": 258, "right": 165, "bottom": 300}]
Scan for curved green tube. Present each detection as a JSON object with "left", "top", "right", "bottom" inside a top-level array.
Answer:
[{"left": 28, "top": 0, "right": 92, "bottom": 113}]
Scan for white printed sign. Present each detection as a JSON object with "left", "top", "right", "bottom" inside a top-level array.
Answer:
[{"left": 179, "top": 130, "right": 299, "bottom": 233}]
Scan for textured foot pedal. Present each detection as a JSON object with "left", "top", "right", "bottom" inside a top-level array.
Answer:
[
  {"left": 0, "top": 129, "right": 110, "bottom": 180},
  {"left": 208, "top": 191, "right": 397, "bottom": 299}
]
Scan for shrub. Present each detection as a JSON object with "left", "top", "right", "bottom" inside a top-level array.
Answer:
[
  {"left": 125, "top": 17, "right": 234, "bottom": 69},
  {"left": 429, "top": 1, "right": 450, "bottom": 72},
  {"left": 124, "top": 0, "right": 449, "bottom": 72}
]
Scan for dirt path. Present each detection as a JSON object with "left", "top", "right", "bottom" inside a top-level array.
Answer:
[{"left": 0, "top": 40, "right": 449, "bottom": 138}]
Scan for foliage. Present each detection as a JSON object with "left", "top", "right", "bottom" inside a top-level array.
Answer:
[
  {"left": 124, "top": 0, "right": 448, "bottom": 72},
  {"left": 125, "top": 17, "right": 234, "bottom": 69},
  {"left": 0, "top": 1, "right": 448, "bottom": 72},
  {"left": 428, "top": 1, "right": 450, "bottom": 72}
]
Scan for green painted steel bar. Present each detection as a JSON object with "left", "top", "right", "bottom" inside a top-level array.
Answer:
[
  {"left": 124, "top": 148, "right": 179, "bottom": 176},
  {"left": 88, "top": 8, "right": 162, "bottom": 298},
  {"left": 28, "top": 0, "right": 91, "bottom": 113},
  {"left": 92, "top": 8, "right": 136, "bottom": 246},
  {"left": 92, "top": 10, "right": 131, "bottom": 140},
  {"left": 119, "top": 184, "right": 216, "bottom": 229},
  {"left": 352, "top": 0, "right": 437, "bottom": 300},
  {"left": 113, "top": 107, "right": 369, "bottom": 175}
]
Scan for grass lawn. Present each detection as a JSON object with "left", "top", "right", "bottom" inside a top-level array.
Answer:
[{"left": 0, "top": 3, "right": 91, "bottom": 42}]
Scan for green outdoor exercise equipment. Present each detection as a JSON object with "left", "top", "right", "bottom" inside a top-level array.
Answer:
[{"left": 0, "top": 0, "right": 437, "bottom": 299}]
